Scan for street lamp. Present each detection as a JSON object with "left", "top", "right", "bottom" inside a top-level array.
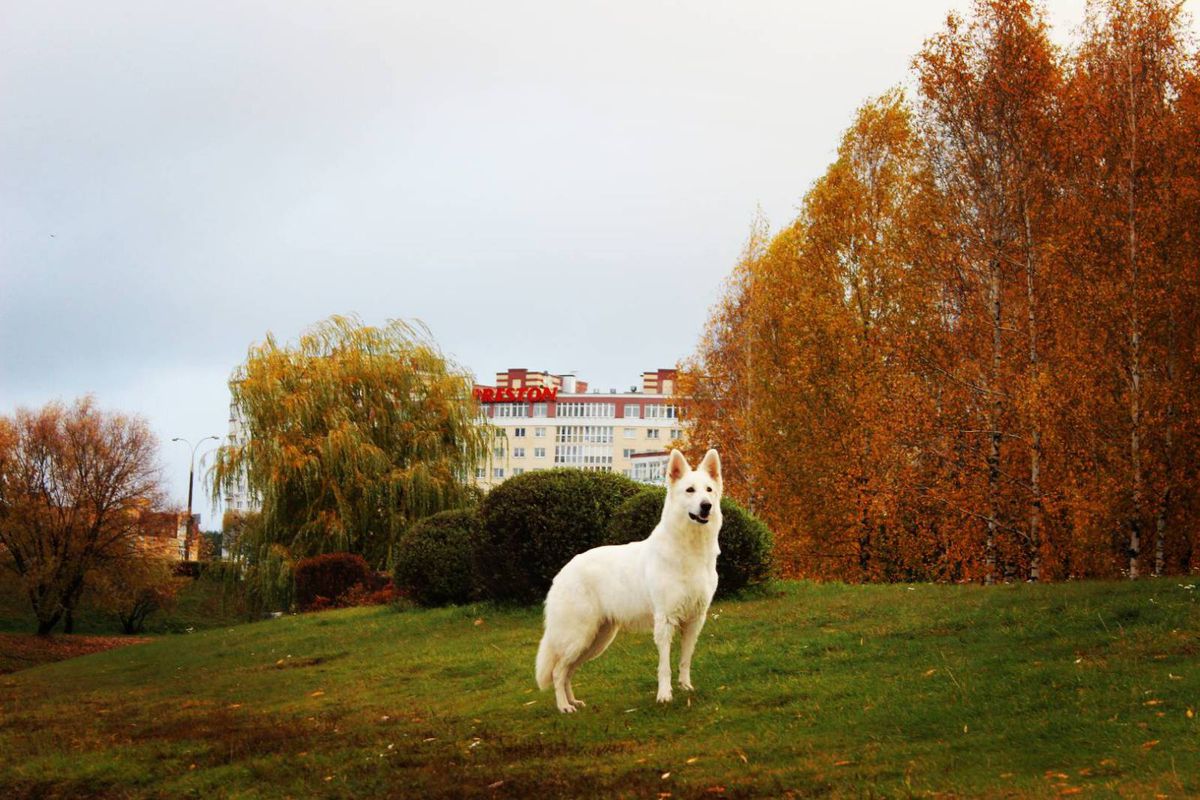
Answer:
[{"left": 172, "top": 435, "right": 219, "bottom": 561}]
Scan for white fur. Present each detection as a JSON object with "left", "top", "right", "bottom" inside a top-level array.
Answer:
[{"left": 535, "top": 449, "right": 723, "bottom": 712}]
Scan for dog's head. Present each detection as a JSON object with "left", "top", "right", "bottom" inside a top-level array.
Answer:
[{"left": 665, "top": 448, "right": 722, "bottom": 527}]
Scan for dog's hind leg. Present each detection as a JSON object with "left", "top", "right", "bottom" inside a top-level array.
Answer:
[
  {"left": 564, "top": 621, "right": 618, "bottom": 708},
  {"left": 678, "top": 614, "right": 707, "bottom": 691}
]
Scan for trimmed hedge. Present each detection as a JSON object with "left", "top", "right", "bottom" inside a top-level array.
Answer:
[
  {"left": 394, "top": 509, "right": 482, "bottom": 606},
  {"left": 478, "top": 469, "right": 642, "bottom": 603},
  {"left": 606, "top": 487, "right": 774, "bottom": 598},
  {"left": 293, "top": 552, "right": 370, "bottom": 611}
]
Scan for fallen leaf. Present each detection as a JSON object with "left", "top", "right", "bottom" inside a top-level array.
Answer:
[
  {"left": 1144, "top": 699, "right": 1163, "bottom": 706},
  {"left": 1142, "top": 740, "right": 1160, "bottom": 750},
  {"left": 923, "top": 668, "right": 937, "bottom": 677},
  {"left": 1059, "top": 788, "right": 1083, "bottom": 796},
  {"left": 834, "top": 760, "right": 853, "bottom": 767},
  {"left": 309, "top": 690, "right": 325, "bottom": 698},
  {"left": 687, "top": 757, "right": 700, "bottom": 764},
  {"left": 1187, "top": 708, "right": 1195, "bottom": 719},
  {"left": 474, "top": 618, "right": 484, "bottom": 626},
  {"left": 661, "top": 772, "right": 671, "bottom": 780},
  {"left": 523, "top": 700, "right": 537, "bottom": 706},
  {"left": 488, "top": 780, "right": 505, "bottom": 789}
]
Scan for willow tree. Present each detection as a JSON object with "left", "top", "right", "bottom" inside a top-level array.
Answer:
[{"left": 211, "top": 315, "right": 491, "bottom": 567}]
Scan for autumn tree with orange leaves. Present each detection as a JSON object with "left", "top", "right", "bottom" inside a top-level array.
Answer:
[{"left": 679, "top": 0, "right": 1200, "bottom": 583}]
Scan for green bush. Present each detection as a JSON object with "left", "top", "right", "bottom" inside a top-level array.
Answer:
[
  {"left": 394, "top": 509, "right": 482, "bottom": 606},
  {"left": 606, "top": 487, "right": 774, "bottom": 598},
  {"left": 478, "top": 469, "right": 642, "bottom": 603}
]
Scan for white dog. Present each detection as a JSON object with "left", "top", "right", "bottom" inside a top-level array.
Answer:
[{"left": 535, "top": 449, "right": 722, "bottom": 712}]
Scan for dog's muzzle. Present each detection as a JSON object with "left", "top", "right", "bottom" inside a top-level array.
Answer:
[{"left": 688, "top": 512, "right": 710, "bottom": 524}]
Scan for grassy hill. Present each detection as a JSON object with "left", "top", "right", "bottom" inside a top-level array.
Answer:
[{"left": 2, "top": 580, "right": 1198, "bottom": 798}]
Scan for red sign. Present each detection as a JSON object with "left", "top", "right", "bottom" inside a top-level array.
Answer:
[{"left": 474, "top": 386, "right": 560, "bottom": 403}]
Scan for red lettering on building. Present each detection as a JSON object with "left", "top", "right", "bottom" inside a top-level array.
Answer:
[{"left": 474, "top": 385, "right": 561, "bottom": 404}]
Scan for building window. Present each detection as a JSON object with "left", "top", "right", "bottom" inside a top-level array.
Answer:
[
  {"left": 555, "top": 426, "right": 614, "bottom": 444},
  {"left": 645, "top": 404, "right": 678, "bottom": 420},
  {"left": 623, "top": 427, "right": 636, "bottom": 438},
  {"left": 475, "top": 467, "right": 486, "bottom": 478},
  {"left": 493, "top": 467, "right": 505, "bottom": 479},
  {"left": 513, "top": 468, "right": 525, "bottom": 476},
  {"left": 534, "top": 426, "right": 546, "bottom": 437},
  {"left": 624, "top": 403, "right": 641, "bottom": 419},
  {"left": 495, "top": 403, "right": 529, "bottom": 418},
  {"left": 532, "top": 403, "right": 548, "bottom": 418},
  {"left": 669, "top": 429, "right": 681, "bottom": 440},
  {"left": 556, "top": 402, "right": 615, "bottom": 419},
  {"left": 494, "top": 446, "right": 506, "bottom": 458},
  {"left": 534, "top": 447, "right": 546, "bottom": 458},
  {"left": 513, "top": 427, "right": 526, "bottom": 438},
  {"left": 647, "top": 429, "right": 660, "bottom": 439},
  {"left": 513, "top": 447, "right": 525, "bottom": 458},
  {"left": 623, "top": 448, "right": 635, "bottom": 458}
]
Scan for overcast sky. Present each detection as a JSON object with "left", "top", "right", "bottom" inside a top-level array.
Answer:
[{"left": 3, "top": 0, "right": 1191, "bottom": 527}]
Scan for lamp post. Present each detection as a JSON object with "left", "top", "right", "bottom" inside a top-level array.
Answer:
[{"left": 172, "top": 435, "right": 219, "bottom": 561}]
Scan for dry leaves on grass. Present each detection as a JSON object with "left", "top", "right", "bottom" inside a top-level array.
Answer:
[{"left": 0, "top": 633, "right": 150, "bottom": 674}]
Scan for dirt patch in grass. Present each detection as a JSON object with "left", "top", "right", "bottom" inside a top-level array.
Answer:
[{"left": 0, "top": 632, "right": 150, "bottom": 674}]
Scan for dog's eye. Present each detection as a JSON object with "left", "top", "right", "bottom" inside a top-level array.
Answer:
[
  {"left": 707, "top": 487, "right": 713, "bottom": 492},
  {"left": 686, "top": 487, "right": 695, "bottom": 493}
]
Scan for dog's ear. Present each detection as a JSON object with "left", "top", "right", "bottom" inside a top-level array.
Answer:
[
  {"left": 667, "top": 449, "right": 689, "bottom": 483},
  {"left": 698, "top": 449, "right": 721, "bottom": 482}
]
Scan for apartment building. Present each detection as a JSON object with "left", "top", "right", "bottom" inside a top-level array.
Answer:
[{"left": 474, "top": 368, "right": 682, "bottom": 488}]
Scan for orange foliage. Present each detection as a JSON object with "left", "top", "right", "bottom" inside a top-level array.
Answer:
[{"left": 679, "top": 0, "right": 1200, "bottom": 582}]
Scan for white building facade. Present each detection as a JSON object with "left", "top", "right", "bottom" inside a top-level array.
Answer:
[{"left": 474, "top": 368, "right": 682, "bottom": 489}]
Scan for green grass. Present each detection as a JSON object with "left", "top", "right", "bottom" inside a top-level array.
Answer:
[{"left": 2, "top": 580, "right": 1198, "bottom": 798}]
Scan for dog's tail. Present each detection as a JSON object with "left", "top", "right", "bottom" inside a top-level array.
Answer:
[{"left": 535, "top": 630, "right": 556, "bottom": 690}]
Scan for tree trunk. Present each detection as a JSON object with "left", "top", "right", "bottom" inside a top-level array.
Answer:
[
  {"left": 36, "top": 613, "right": 61, "bottom": 636},
  {"left": 985, "top": 256, "right": 1002, "bottom": 585},
  {"left": 1126, "top": 52, "right": 1143, "bottom": 581},
  {"left": 1154, "top": 311, "right": 1176, "bottom": 577},
  {"left": 1023, "top": 204, "right": 1043, "bottom": 582}
]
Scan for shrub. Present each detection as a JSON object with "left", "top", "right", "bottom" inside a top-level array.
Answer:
[
  {"left": 293, "top": 552, "right": 370, "bottom": 611},
  {"left": 341, "top": 580, "right": 400, "bottom": 607},
  {"left": 394, "top": 509, "right": 482, "bottom": 606},
  {"left": 606, "top": 487, "right": 774, "bottom": 598},
  {"left": 478, "top": 469, "right": 642, "bottom": 603}
]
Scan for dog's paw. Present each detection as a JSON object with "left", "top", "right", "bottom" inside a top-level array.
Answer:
[
  {"left": 557, "top": 703, "right": 577, "bottom": 714},
  {"left": 656, "top": 688, "right": 673, "bottom": 704},
  {"left": 679, "top": 680, "right": 695, "bottom": 692},
  {"left": 570, "top": 699, "right": 586, "bottom": 708}
]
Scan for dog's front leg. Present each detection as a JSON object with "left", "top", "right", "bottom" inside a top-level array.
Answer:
[
  {"left": 678, "top": 614, "right": 706, "bottom": 691},
  {"left": 654, "top": 614, "right": 675, "bottom": 703}
]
